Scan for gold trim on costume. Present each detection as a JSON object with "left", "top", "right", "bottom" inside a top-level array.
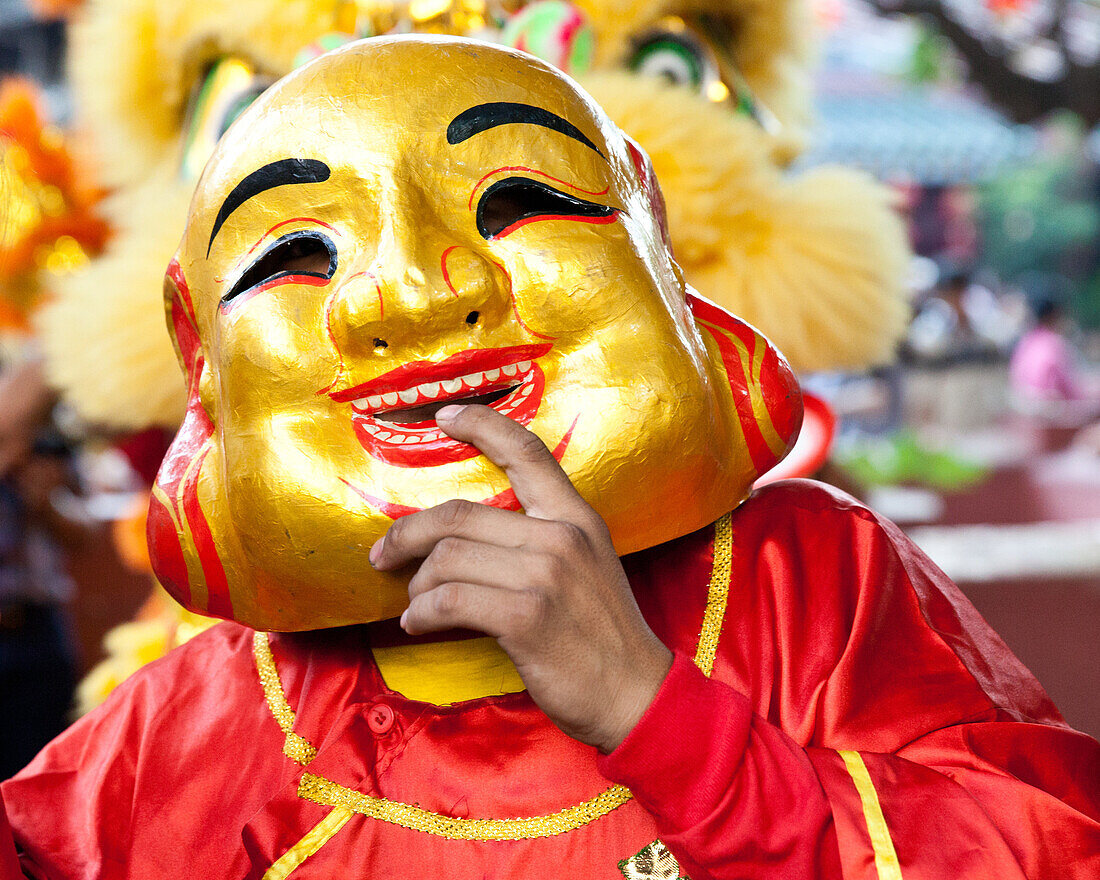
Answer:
[
  {"left": 253, "top": 632, "right": 318, "bottom": 765},
  {"left": 262, "top": 807, "right": 354, "bottom": 879},
  {"left": 838, "top": 750, "right": 904, "bottom": 880},
  {"left": 252, "top": 514, "right": 734, "bottom": 840},
  {"left": 693, "top": 513, "right": 733, "bottom": 676},
  {"left": 298, "top": 772, "right": 633, "bottom": 841}
]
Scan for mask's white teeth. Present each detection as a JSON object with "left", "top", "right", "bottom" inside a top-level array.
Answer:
[
  {"left": 361, "top": 416, "right": 451, "bottom": 443},
  {"left": 354, "top": 357, "right": 537, "bottom": 417}
]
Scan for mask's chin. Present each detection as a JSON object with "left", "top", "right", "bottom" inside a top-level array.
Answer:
[{"left": 374, "top": 384, "right": 518, "bottom": 425}]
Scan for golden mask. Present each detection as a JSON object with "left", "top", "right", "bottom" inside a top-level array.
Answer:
[{"left": 150, "top": 36, "right": 802, "bottom": 630}]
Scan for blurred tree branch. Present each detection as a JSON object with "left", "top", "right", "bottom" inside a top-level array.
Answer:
[{"left": 865, "top": 0, "right": 1100, "bottom": 123}]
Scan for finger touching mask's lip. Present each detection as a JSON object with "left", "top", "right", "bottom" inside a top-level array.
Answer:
[
  {"left": 337, "top": 344, "right": 553, "bottom": 468},
  {"left": 341, "top": 414, "right": 580, "bottom": 518}
]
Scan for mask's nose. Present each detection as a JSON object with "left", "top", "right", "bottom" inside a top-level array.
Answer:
[{"left": 326, "top": 245, "right": 512, "bottom": 360}]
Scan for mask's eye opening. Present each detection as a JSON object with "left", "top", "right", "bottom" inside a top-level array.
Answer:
[
  {"left": 222, "top": 231, "right": 336, "bottom": 304},
  {"left": 476, "top": 177, "right": 615, "bottom": 239}
]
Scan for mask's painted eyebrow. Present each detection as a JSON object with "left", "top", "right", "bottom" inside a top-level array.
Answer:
[
  {"left": 207, "top": 158, "right": 331, "bottom": 257},
  {"left": 447, "top": 102, "right": 606, "bottom": 161}
]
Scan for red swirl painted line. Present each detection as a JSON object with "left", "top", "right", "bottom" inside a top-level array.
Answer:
[
  {"left": 468, "top": 165, "right": 610, "bottom": 209},
  {"left": 180, "top": 446, "right": 233, "bottom": 619},
  {"left": 316, "top": 270, "right": 382, "bottom": 396},
  {"left": 488, "top": 258, "right": 557, "bottom": 343},
  {"left": 155, "top": 263, "right": 233, "bottom": 617},
  {"left": 219, "top": 272, "right": 330, "bottom": 314},
  {"left": 235, "top": 216, "right": 337, "bottom": 267},
  {"left": 166, "top": 259, "right": 198, "bottom": 342},
  {"left": 697, "top": 320, "right": 773, "bottom": 475},
  {"left": 440, "top": 247, "right": 462, "bottom": 298},
  {"left": 492, "top": 211, "right": 619, "bottom": 241},
  {"left": 215, "top": 217, "right": 338, "bottom": 283}
]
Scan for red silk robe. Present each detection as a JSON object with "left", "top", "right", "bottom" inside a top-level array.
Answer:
[{"left": 2, "top": 480, "right": 1098, "bottom": 878}]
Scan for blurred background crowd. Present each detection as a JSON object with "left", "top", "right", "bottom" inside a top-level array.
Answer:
[{"left": 0, "top": 0, "right": 1098, "bottom": 778}]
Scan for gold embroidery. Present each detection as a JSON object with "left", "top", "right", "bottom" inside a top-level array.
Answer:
[
  {"left": 299, "top": 772, "right": 632, "bottom": 840},
  {"left": 262, "top": 807, "right": 354, "bottom": 879},
  {"left": 838, "top": 750, "right": 904, "bottom": 880},
  {"left": 252, "top": 515, "right": 734, "bottom": 839},
  {"left": 253, "top": 631, "right": 318, "bottom": 765},
  {"left": 618, "top": 840, "right": 689, "bottom": 880},
  {"left": 693, "top": 513, "right": 732, "bottom": 676}
]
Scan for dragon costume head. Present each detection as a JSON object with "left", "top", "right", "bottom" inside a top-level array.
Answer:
[{"left": 35, "top": 0, "right": 908, "bottom": 432}]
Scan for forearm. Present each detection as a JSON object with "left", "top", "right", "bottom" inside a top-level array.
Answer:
[
  {"left": 596, "top": 652, "right": 1100, "bottom": 880},
  {"left": 597, "top": 653, "right": 840, "bottom": 880}
]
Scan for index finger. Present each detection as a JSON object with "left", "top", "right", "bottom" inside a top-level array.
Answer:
[{"left": 435, "top": 404, "right": 588, "bottom": 523}]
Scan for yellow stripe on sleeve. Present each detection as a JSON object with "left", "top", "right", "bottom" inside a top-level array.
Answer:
[{"left": 838, "top": 750, "right": 903, "bottom": 880}]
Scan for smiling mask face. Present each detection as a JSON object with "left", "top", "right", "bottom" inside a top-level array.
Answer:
[{"left": 150, "top": 36, "right": 801, "bottom": 631}]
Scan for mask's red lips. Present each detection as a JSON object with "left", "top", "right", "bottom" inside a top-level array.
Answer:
[
  {"left": 341, "top": 415, "right": 580, "bottom": 518},
  {"left": 334, "top": 344, "right": 553, "bottom": 468}
]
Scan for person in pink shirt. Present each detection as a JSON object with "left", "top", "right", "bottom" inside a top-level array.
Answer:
[{"left": 1010, "top": 300, "right": 1087, "bottom": 404}]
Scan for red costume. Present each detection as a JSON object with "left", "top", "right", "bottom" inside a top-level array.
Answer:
[{"left": 3, "top": 481, "right": 1098, "bottom": 878}]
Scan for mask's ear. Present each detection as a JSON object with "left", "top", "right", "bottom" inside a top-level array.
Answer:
[
  {"left": 622, "top": 133, "right": 673, "bottom": 254},
  {"left": 624, "top": 128, "right": 803, "bottom": 482},
  {"left": 688, "top": 291, "right": 803, "bottom": 482},
  {"left": 147, "top": 259, "right": 233, "bottom": 620}
]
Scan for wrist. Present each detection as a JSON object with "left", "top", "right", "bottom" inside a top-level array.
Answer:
[{"left": 596, "top": 641, "right": 673, "bottom": 754}]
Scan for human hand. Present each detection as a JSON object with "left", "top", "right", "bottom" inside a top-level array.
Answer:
[{"left": 369, "top": 404, "right": 673, "bottom": 754}]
